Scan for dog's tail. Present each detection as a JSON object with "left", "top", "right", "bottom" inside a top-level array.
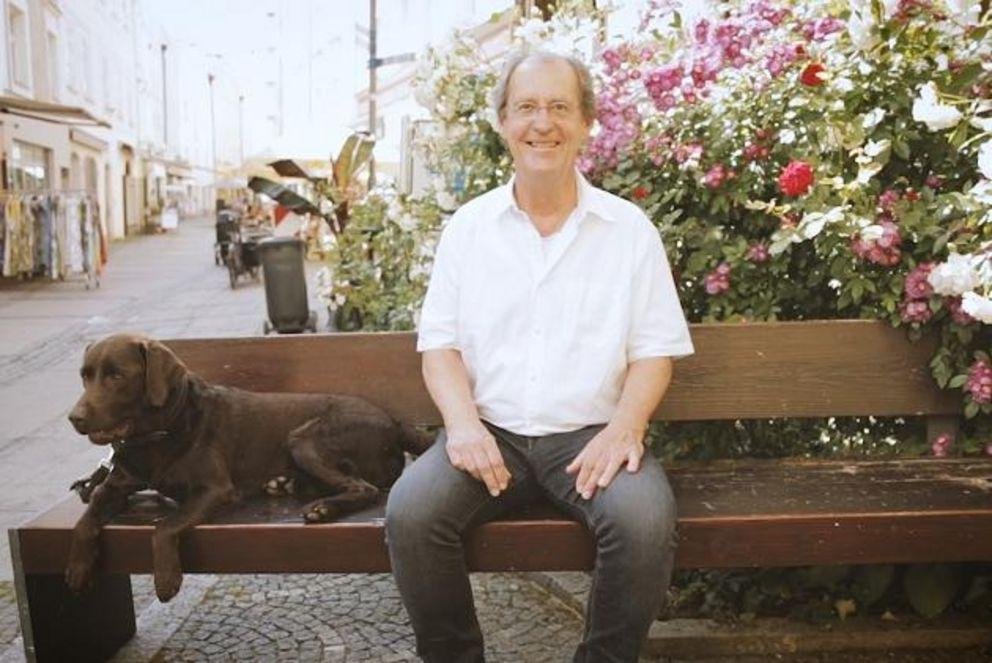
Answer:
[{"left": 398, "top": 423, "right": 436, "bottom": 456}]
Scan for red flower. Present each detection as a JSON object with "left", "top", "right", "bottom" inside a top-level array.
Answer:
[
  {"left": 632, "top": 185, "right": 649, "bottom": 200},
  {"left": 777, "top": 160, "right": 815, "bottom": 197},
  {"left": 800, "top": 62, "right": 826, "bottom": 86}
]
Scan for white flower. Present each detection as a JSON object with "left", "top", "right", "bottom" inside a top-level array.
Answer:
[
  {"left": 970, "top": 179, "right": 992, "bottom": 205},
  {"left": 946, "top": 0, "right": 982, "bottom": 25},
  {"left": 912, "top": 82, "right": 963, "bottom": 131},
  {"left": 436, "top": 190, "right": 458, "bottom": 210},
  {"left": 779, "top": 129, "right": 796, "bottom": 145},
  {"left": 799, "top": 207, "right": 845, "bottom": 239},
  {"left": 833, "top": 77, "right": 855, "bottom": 93},
  {"left": 864, "top": 138, "right": 890, "bottom": 158},
  {"left": 978, "top": 140, "right": 992, "bottom": 180},
  {"left": 970, "top": 116, "right": 992, "bottom": 132},
  {"left": 861, "top": 224, "right": 884, "bottom": 241},
  {"left": 862, "top": 108, "right": 886, "bottom": 129},
  {"left": 927, "top": 253, "right": 983, "bottom": 295},
  {"left": 961, "top": 291, "right": 992, "bottom": 323},
  {"left": 847, "top": 9, "right": 879, "bottom": 51}
]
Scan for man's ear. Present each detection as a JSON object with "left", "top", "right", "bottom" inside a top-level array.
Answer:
[{"left": 141, "top": 339, "right": 188, "bottom": 407}]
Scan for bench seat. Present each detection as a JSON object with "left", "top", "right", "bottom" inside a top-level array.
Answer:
[{"left": 14, "top": 457, "right": 992, "bottom": 576}]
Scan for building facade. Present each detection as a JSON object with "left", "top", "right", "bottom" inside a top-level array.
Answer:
[{"left": 1, "top": 0, "right": 241, "bottom": 240}]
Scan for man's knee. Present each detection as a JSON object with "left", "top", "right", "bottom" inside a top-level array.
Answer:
[{"left": 594, "top": 468, "right": 678, "bottom": 556}]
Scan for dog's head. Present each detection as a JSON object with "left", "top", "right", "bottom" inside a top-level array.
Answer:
[{"left": 68, "top": 333, "right": 189, "bottom": 445}]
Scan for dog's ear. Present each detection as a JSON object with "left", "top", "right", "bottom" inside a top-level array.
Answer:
[{"left": 141, "top": 339, "right": 188, "bottom": 407}]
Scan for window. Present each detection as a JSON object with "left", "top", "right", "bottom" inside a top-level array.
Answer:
[
  {"left": 8, "top": 141, "right": 50, "bottom": 191},
  {"left": 46, "top": 31, "right": 59, "bottom": 101},
  {"left": 7, "top": 3, "right": 31, "bottom": 88}
]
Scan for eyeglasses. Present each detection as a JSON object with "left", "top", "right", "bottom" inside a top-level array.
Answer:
[{"left": 507, "top": 101, "right": 576, "bottom": 120}]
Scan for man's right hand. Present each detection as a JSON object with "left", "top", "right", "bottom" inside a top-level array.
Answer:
[{"left": 445, "top": 422, "right": 511, "bottom": 496}]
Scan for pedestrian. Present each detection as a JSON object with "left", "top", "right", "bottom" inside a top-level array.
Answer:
[{"left": 385, "top": 51, "right": 694, "bottom": 662}]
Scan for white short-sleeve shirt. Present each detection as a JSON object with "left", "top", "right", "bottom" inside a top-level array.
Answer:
[{"left": 417, "top": 172, "right": 694, "bottom": 436}]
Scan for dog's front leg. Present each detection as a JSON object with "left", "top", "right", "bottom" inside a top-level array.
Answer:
[
  {"left": 66, "top": 469, "right": 142, "bottom": 593},
  {"left": 151, "top": 485, "right": 234, "bottom": 602}
]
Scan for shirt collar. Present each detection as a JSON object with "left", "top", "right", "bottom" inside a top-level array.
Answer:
[{"left": 497, "top": 169, "right": 617, "bottom": 224}]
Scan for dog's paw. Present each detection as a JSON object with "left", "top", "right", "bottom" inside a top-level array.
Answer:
[
  {"left": 302, "top": 500, "right": 337, "bottom": 523},
  {"left": 264, "top": 475, "right": 295, "bottom": 496},
  {"left": 154, "top": 569, "right": 183, "bottom": 602},
  {"left": 65, "top": 559, "right": 95, "bottom": 594}
]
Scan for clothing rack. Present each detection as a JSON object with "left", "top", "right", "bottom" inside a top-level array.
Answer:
[{"left": 0, "top": 189, "right": 105, "bottom": 289}]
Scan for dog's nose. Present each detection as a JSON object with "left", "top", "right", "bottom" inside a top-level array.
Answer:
[{"left": 68, "top": 408, "right": 87, "bottom": 432}]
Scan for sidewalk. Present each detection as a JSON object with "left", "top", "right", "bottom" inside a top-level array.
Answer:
[{"left": 0, "top": 216, "right": 587, "bottom": 662}]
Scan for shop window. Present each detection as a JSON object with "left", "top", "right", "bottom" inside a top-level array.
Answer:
[{"left": 8, "top": 141, "right": 50, "bottom": 191}]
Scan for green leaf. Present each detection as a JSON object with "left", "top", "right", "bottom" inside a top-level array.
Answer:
[
  {"left": 965, "top": 400, "right": 980, "bottom": 419},
  {"left": 850, "top": 565, "right": 895, "bottom": 607},
  {"left": 947, "top": 374, "right": 968, "bottom": 389},
  {"left": 903, "top": 564, "right": 963, "bottom": 618}
]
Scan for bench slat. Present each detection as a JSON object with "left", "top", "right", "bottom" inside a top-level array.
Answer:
[
  {"left": 17, "top": 459, "right": 991, "bottom": 573},
  {"left": 163, "top": 320, "right": 959, "bottom": 423}
]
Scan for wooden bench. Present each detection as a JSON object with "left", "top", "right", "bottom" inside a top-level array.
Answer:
[{"left": 9, "top": 320, "right": 992, "bottom": 662}]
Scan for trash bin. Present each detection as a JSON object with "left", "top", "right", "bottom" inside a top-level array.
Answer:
[{"left": 258, "top": 237, "right": 317, "bottom": 334}]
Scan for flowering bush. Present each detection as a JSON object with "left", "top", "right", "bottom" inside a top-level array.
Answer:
[
  {"left": 326, "top": 0, "right": 992, "bottom": 455},
  {"left": 318, "top": 0, "right": 992, "bottom": 620}
]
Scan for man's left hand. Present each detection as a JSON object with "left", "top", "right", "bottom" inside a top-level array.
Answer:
[{"left": 565, "top": 423, "right": 646, "bottom": 499}]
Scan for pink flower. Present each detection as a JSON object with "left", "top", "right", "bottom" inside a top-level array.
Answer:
[
  {"left": 851, "top": 220, "right": 902, "bottom": 266},
  {"left": 946, "top": 296, "right": 976, "bottom": 326},
  {"left": 966, "top": 359, "right": 992, "bottom": 404},
  {"left": 777, "top": 160, "right": 814, "bottom": 197},
  {"left": 925, "top": 174, "right": 943, "bottom": 190},
  {"left": 704, "top": 263, "right": 731, "bottom": 295},
  {"left": 746, "top": 242, "right": 770, "bottom": 263},
  {"left": 931, "top": 433, "right": 953, "bottom": 457},
  {"left": 704, "top": 163, "right": 728, "bottom": 189},
  {"left": 985, "top": 442, "right": 992, "bottom": 457},
  {"left": 878, "top": 189, "right": 900, "bottom": 213},
  {"left": 903, "top": 263, "right": 934, "bottom": 300},
  {"left": 900, "top": 299, "right": 933, "bottom": 324}
]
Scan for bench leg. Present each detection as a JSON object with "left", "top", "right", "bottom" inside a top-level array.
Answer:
[{"left": 10, "top": 531, "right": 135, "bottom": 663}]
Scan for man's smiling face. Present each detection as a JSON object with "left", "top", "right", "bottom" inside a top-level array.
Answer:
[{"left": 498, "top": 57, "right": 592, "bottom": 180}]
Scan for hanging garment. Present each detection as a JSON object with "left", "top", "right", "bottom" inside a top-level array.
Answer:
[
  {"left": 64, "top": 195, "right": 84, "bottom": 275},
  {"left": 5, "top": 196, "right": 34, "bottom": 276},
  {"left": 32, "top": 196, "right": 54, "bottom": 277},
  {"left": 0, "top": 196, "right": 6, "bottom": 276}
]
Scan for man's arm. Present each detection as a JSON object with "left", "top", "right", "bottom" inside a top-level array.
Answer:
[
  {"left": 566, "top": 356, "right": 673, "bottom": 499},
  {"left": 422, "top": 349, "right": 511, "bottom": 496}
]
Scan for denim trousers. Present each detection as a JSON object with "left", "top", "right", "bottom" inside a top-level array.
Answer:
[{"left": 385, "top": 422, "right": 679, "bottom": 663}]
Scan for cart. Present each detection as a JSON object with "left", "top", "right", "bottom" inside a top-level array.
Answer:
[
  {"left": 225, "top": 225, "right": 270, "bottom": 289},
  {"left": 214, "top": 210, "right": 238, "bottom": 266}
]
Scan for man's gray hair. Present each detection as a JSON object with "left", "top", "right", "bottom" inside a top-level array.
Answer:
[{"left": 490, "top": 51, "right": 597, "bottom": 125}]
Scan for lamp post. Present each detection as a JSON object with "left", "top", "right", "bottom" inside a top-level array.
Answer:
[
  {"left": 238, "top": 94, "right": 245, "bottom": 166},
  {"left": 160, "top": 44, "right": 168, "bottom": 145},
  {"left": 208, "top": 73, "right": 217, "bottom": 178}
]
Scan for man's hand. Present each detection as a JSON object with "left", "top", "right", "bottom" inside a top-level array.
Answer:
[
  {"left": 566, "top": 423, "right": 646, "bottom": 499},
  {"left": 445, "top": 421, "right": 511, "bottom": 496}
]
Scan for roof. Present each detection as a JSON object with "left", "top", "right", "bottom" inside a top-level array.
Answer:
[{"left": 0, "top": 96, "right": 111, "bottom": 128}]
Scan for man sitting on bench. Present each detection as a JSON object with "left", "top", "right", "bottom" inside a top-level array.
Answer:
[{"left": 385, "top": 51, "right": 695, "bottom": 662}]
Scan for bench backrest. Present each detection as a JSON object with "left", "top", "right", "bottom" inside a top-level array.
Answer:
[{"left": 164, "top": 320, "right": 959, "bottom": 425}]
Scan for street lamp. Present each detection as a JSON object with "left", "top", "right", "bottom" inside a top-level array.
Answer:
[
  {"left": 208, "top": 73, "right": 217, "bottom": 177},
  {"left": 238, "top": 94, "right": 245, "bottom": 166}
]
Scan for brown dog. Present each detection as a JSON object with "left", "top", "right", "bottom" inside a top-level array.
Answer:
[{"left": 66, "top": 332, "right": 431, "bottom": 602}]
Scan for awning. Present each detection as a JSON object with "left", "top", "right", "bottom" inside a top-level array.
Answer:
[{"left": 0, "top": 96, "right": 111, "bottom": 128}]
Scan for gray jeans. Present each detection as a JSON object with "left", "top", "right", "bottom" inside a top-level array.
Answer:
[{"left": 384, "top": 422, "right": 678, "bottom": 663}]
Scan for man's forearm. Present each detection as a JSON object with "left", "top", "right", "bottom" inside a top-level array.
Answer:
[
  {"left": 421, "top": 349, "right": 482, "bottom": 429},
  {"left": 610, "top": 357, "right": 674, "bottom": 432}
]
